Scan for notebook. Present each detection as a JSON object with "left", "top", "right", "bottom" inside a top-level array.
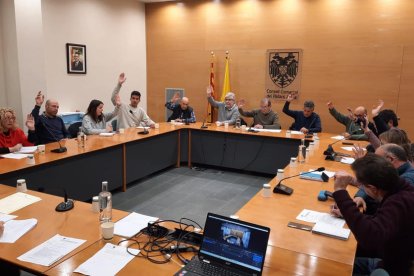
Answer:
[{"left": 175, "top": 213, "right": 270, "bottom": 276}]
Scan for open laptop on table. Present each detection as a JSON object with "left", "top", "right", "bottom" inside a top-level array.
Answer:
[{"left": 175, "top": 213, "right": 270, "bottom": 276}]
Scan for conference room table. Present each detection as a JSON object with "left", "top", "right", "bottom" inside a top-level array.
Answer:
[{"left": 0, "top": 123, "right": 363, "bottom": 275}]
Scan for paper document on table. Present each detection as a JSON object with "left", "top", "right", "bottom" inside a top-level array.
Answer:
[
  {"left": 340, "top": 157, "right": 355, "bottom": 164},
  {"left": 99, "top": 133, "right": 115, "bottom": 137},
  {"left": 341, "top": 146, "right": 367, "bottom": 152},
  {"left": 250, "top": 128, "right": 282, "bottom": 133},
  {"left": 0, "top": 213, "right": 17, "bottom": 222},
  {"left": 308, "top": 169, "right": 335, "bottom": 178},
  {"left": 0, "top": 192, "right": 41, "bottom": 214},
  {"left": 114, "top": 212, "right": 159, "bottom": 238},
  {"left": 18, "top": 146, "right": 38, "bottom": 154},
  {"left": 74, "top": 243, "right": 139, "bottom": 276},
  {"left": 0, "top": 218, "right": 37, "bottom": 243},
  {"left": 290, "top": 130, "right": 303, "bottom": 135},
  {"left": 1, "top": 153, "right": 29, "bottom": 159},
  {"left": 296, "top": 209, "right": 345, "bottom": 228},
  {"left": 17, "top": 234, "right": 86, "bottom": 266},
  {"left": 331, "top": 135, "right": 345, "bottom": 140},
  {"left": 312, "top": 222, "right": 351, "bottom": 240}
]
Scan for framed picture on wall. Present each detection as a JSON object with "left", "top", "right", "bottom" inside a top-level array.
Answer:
[{"left": 66, "top": 43, "right": 87, "bottom": 74}]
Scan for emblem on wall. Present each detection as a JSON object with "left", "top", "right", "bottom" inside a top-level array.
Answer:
[{"left": 265, "top": 49, "right": 303, "bottom": 100}]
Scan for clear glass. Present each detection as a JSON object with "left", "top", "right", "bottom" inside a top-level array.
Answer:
[
  {"left": 77, "top": 127, "right": 85, "bottom": 148},
  {"left": 297, "top": 145, "right": 306, "bottom": 163},
  {"left": 99, "top": 181, "right": 112, "bottom": 222},
  {"left": 235, "top": 117, "right": 241, "bottom": 129}
]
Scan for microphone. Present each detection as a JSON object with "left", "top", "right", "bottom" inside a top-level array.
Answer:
[
  {"left": 130, "top": 110, "right": 150, "bottom": 135},
  {"left": 323, "top": 130, "right": 358, "bottom": 159},
  {"left": 55, "top": 188, "right": 74, "bottom": 212},
  {"left": 39, "top": 115, "right": 67, "bottom": 153},
  {"left": 200, "top": 117, "right": 208, "bottom": 129},
  {"left": 317, "top": 190, "right": 333, "bottom": 201},
  {"left": 273, "top": 167, "right": 325, "bottom": 195}
]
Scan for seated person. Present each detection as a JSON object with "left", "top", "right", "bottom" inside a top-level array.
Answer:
[
  {"left": 0, "top": 108, "right": 36, "bottom": 154},
  {"left": 82, "top": 97, "right": 120, "bottom": 135},
  {"left": 165, "top": 92, "right": 196, "bottom": 123},
  {"left": 282, "top": 94, "right": 321, "bottom": 133},
  {"left": 370, "top": 100, "right": 399, "bottom": 135},
  {"left": 327, "top": 101, "right": 373, "bottom": 140},
  {"left": 111, "top": 73, "right": 155, "bottom": 129},
  {"left": 349, "top": 144, "right": 414, "bottom": 216},
  {"left": 31, "top": 91, "right": 69, "bottom": 144},
  {"left": 332, "top": 154, "right": 414, "bottom": 275},
  {"left": 207, "top": 86, "right": 239, "bottom": 126},
  {"left": 238, "top": 98, "right": 280, "bottom": 129}
]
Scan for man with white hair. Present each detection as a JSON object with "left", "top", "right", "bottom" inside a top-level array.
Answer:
[
  {"left": 206, "top": 86, "right": 239, "bottom": 126},
  {"left": 165, "top": 92, "right": 196, "bottom": 123}
]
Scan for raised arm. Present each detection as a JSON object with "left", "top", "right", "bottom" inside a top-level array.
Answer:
[
  {"left": 31, "top": 91, "right": 44, "bottom": 124},
  {"left": 111, "top": 73, "right": 126, "bottom": 106},
  {"left": 282, "top": 95, "right": 297, "bottom": 118},
  {"left": 327, "top": 101, "right": 351, "bottom": 125},
  {"left": 207, "top": 86, "right": 221, "bottom": 108}
]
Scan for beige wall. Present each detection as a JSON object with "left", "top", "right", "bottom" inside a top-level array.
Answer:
[
  {"left": 0, "top": 0, "right": 147, "bottom": 125},
  {"left": 146, "top": 0, "right": 414, "bottom": 138}
]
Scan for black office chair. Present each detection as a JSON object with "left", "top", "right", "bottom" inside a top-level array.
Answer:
[{"left": 68, "top": 122, "right": 82, "bottom": 138}]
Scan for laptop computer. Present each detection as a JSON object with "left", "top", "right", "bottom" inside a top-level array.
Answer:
[{"left": 175, "top": 213, "right": 270, "bottom": 276}]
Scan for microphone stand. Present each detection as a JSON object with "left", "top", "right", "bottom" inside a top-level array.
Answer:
[
  {"left": 273, "top": 167, "right": 325, "bottom": 195},
  {"left": 39, "top": 115, "right": 67, "bottom": 153}
]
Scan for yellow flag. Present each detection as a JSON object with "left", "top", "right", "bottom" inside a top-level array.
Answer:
[{"left": 220, "top": 56, "right": 231, "bottom": 102}]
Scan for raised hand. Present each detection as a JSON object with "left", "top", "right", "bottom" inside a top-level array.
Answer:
[
  {"left": 118, "top": 73, "right": 127, "bottom": 85},
  {"left": 286, "top": 94, "right": 294, "bottom": 102},
  {"left": 352, "top": 144, "right": 366, "bottom": 159},
  {"left": 35, "top": 91, "right": 44, "bottom": 106},
  {"left": 206, "top": 86, "right": 212, "bottom": 97},
  {"left": 372, "top": 100, "right": 384, "bottom": 117},
  {"left": 237, "top": 99, "right": 246, "bottom": 108},
  {"left": 25, "top": 114, "right": 35, "bottom": 130},
  {"left": 326, "top": 101, "right": 334, "bottom": 110},
  {"left": 171, "top": 92, "right": 181, "bottom": 103}
]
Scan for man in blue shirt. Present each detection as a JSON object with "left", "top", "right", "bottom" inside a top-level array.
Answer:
[
  {"left": 31, "top": 91, "right": 69, "bottom": 144},
  {"left": 165, "top": 92, "right": 196, "bottom": 123},
  {"left": 282, "top": 94, "right": 322, "bottom": 133}
]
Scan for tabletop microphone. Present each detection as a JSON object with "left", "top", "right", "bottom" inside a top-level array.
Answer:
[
  {"left": 39, "top": 115, "right": 67, "bottom": 153},
  {"left": 55, "top": 188, "right": 74, "bottom": 212},
  {"left": 317, "top": 190, "right": 333, "bottom": 201},
  {"left": 273, "top": 167, "right": 325, "bottom": 196},
  {"left": 323, "top": 130, "right": 358, "bottom": 159},
  {"left": 201, "top": 117, "right": 208, "bottom": 129}
]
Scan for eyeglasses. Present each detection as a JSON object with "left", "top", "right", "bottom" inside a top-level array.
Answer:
[
  {"left": 225, "top": 98, "right": 234, "bottom": 101},
  {"left": 3, "top": 116, "right": 16, "bottom": 121}
]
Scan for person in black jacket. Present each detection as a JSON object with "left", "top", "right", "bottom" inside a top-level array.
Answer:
[{"left": 165, "top": 92, "right": 196, "bottom": 123}]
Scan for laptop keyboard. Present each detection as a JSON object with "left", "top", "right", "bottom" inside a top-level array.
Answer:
[{"left": 186, "top": 260, "right": 247, "bottom": 276}]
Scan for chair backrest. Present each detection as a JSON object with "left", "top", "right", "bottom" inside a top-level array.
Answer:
[{"left": 68, "top": 122, "right": 82, "bottom": 138}]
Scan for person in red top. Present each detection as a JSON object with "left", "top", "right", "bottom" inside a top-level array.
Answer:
[{"left": 0, "top": 107, "right": 37, "bottom": 154}]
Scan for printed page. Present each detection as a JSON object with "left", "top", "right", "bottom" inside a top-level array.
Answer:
[
  {"left": 74, "top": 243, "right": 139, "bottom": 276},
  {"left": 114, "top": 212, "right": 159, "bottom": 238},
  {"left": 0, "top": 219, "right": 37, "bottom": 243},
  {"left": 0, "top": 192, "right": 42, "bottom": 214}
]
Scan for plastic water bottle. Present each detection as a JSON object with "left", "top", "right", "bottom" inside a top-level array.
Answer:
[
  {"left": 99, "top": 181, "right": 112, "bottom": 222},
  {"left": 235, "top": 117, "right": 241, "bottom": 129},
  {"left": 77, "top": 127, "right": 86, "bottom": 148},
  {"left": 297, "top": 139, "right": 306, "bottom": 163}
]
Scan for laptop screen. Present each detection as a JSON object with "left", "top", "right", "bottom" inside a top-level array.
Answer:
[{"left": 199, "top": 213, "right": 270, "bottom": 274}]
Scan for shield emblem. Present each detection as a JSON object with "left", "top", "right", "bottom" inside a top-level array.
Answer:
[{"left": 269, "top": 52, "right": 299, "bottom": 88}]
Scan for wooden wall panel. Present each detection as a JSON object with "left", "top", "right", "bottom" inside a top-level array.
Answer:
[{"left": 146, "top": 0, "right": 414, "bottom": 138}]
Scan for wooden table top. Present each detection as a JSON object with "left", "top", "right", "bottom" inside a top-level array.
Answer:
[{"left": 0, "top": 184, "right": 129, "bottom": 273}]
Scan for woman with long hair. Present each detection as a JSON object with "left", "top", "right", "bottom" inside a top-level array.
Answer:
[{"left": 82, "top": 96, "right": 120, "bottom": 135}]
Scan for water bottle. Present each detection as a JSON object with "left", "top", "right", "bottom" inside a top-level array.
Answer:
[
  {"left": 297, "top": 139, "right": 306, "bottom": 163},
  {"left": 99, "top": 181, "right": 112, "bottom": 222},
  {"left": 235, "top": 117, "right": 241, "bottom": 129},
  {"left": 77, "top": 127, "right": 86, "bottom": 148}
]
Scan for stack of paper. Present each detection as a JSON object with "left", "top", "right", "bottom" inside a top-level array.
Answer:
[
  {"left": 1, "top": 153, "right": 29, "bottom": 159},
  {"left": 18, "top": 147, "right": 38, "bottom": 154},
  {"left": 0, "top": 218, "right": 38, "bottom": 243},
  {"left": 250, "top": 128, "right": 282, "bottom": 133},
  {"left": 114, "top": 212, "right": 159, "bottom": 238},
  {"left": 18, "top": 234, "right": 86, "bottom": 266},
  {"left": 74, "top": 243, "right": 139, "bottom": 275},
  {"left": 0, "top": 192, "right": 42, "bottom": 214},
  {"left": 296, "top": 209, "right": 350, "bottom": 240}
]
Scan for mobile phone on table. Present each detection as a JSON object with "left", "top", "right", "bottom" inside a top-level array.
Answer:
[{"left": 287, "top": 222, "right": 312, "bottom": 231}]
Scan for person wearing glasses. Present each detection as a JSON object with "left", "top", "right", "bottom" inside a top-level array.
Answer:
[
  {"left": 237, "top": 98, "right": 280, "bottom": 129},
  {"left": 283, "top": 94, "right": 322, "bottom": 134},
  {"left": 327, "top": 101, "right": 373, "bottom": 140},
  {"left": 0, "top": 107, "right": 36, "bottom": 154},
  {"left": 206, "top": 86, "right": 239, "bottom": 126}
]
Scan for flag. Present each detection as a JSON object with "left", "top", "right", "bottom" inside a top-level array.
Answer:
[
  {"left": 220, "top": 55, "right": 231, "bottom": 102},
  {"left": 207, "top": 55, "right": 215, "bottom": 123}
]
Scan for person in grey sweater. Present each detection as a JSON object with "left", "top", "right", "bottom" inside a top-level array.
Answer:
[
  {"left": 238, "top": 98, "right": 281, "bottom": 129},
  {"left": 206, "top": 86, "right": 239, "bottom": 125},
  {"left": 111, "top": 73, "right": 155, "bottom": 129},
  {"left": 82, "top": 98, "right": 120, "bottom": 135}
]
